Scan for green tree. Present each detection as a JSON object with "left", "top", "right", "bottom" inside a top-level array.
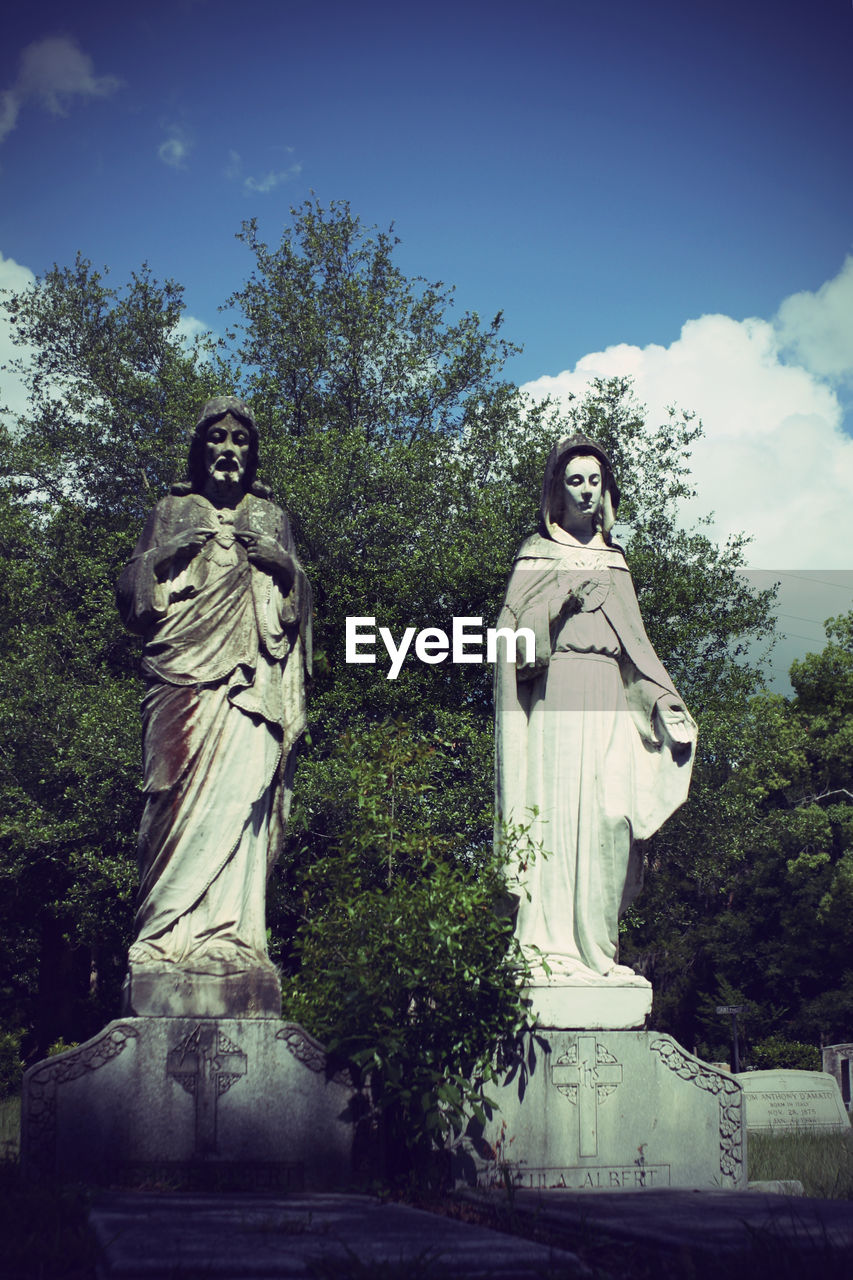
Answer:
[
  {"left": 0, "top": 257, "right": 223, "bottom": 1054},
  {"left": 285, "top": 723, "right": 540, "bottom": 1182},
  {"left": 224, "top": 201, "right": 557, "bottom": 727},
  {"left": 223, "top": 202, "right": 564, "bottom": 1179},
  {"left": 645, "top": 613, "right": 853, "bottom": 1061}
]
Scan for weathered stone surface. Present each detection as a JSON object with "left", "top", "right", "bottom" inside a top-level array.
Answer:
[
  {"left": 21, "top": 1018, "right": 356, "bottom": 1188},
  {"left": 737, "top": 1069, "right": 850, "bottom": 1134},
  {"left": 121, "top": 962, "right": 282, "bottom": 1018},
  {"left": 461, "top": 1185, "right": 853, "bottom": 1260},
  {"left": 822, "top": 1042, "right": 853, "bottom": 1111},
  {"left": 459, "top": 1031, "right": 745, "bottom": 1191},
  {"left": 117, "top": 397, "right": 311, "bottom": 981},
  {"left": 747, "top": 1179, "right": 804, "bottom": 1194},
  {"left": 524, "top": 977, "right": 651, "bottom": 1029},
  {"left": 90, "top": 1192, "right": 585, "bottom": 1278}
]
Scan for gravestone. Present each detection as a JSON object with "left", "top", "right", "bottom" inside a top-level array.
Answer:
[
  {"left": 461, "top": 1032, "right": 745, "bottom": 1190},
  {"left": 737, "top": 1069, "right": 850, "bottom": 1134},
  {"left": 22, "top": 1019, "right": 357, "bottom": 1188},
  {"left": 822, "top": 1043, "right": 853, "bottom": 1112}
]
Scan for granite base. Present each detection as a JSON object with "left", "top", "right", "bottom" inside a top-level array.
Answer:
[
  {"left": 458, "top": 1030, "right": 746, "bottom": 1191},
  {"left": 121, "top": 962, "right": 282, "bottom": 1018},
  {"left": 525, "top": 978, "right": 652, "bottom": 1029},
  {"left": 21, "top": 1018, "right": 357, "bottom": 1189}
]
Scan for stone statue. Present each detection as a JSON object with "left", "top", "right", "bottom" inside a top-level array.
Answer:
[
  {"left": 494, "top": 434, "right": 696, "bottom": 987},
  {"left": 117, "top": 396, "right": 311, "bottom": 1012}
]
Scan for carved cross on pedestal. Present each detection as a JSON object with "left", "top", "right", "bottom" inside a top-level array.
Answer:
[
  {"left": 167, "top": 1023, "right": 247, "bottom": 1157},
  {"left": 552, "top": 1034, "right": 623, "bottom": 1157}
]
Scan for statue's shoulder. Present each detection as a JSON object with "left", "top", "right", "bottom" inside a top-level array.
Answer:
[
  {"left": 242, "top": 491, "right": 292, "bottom": 541},
  {"left": 515, "top": 532, "right": 551, "bottom": 560},
  {"left": 243, "top": 491, "right": 285, "bottom": 519},
  {"left": 515, "top": 532, "right": 627, "bottom": 566},
  {"left": 156, "top": 491, "right": 212, "bottom": 528},
  {"left": 606, "top": 539, "right": 629, "bottom": 566},
  {"left": 247, "top": 489, "right": 284, "bottom": 511},
  {"left": 158, "top": 491, "right": 194, "bottom": 513}
]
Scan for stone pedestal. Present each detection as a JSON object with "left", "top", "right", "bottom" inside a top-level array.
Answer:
[
  {"left": 21, "top": 1018, "right": 358, "bottom": 1189},
  {"left": 524, "top": 976, "right": 652, "bottom": 1029},
  {"left": 121, "top": 961, "right": 282, "bottom": 1019},
  {"left": 459, "top": 1031, "right": 746, "bottom": 1191}
]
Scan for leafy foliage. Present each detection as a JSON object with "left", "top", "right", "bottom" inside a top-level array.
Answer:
[
  {"left": 750, "top": 1036, "right": 821, "bottom": 1072},
  {"left": 0, "top": 1028, "right": 24, "bottom": 1099},
  {"left": 0, "top": 257, "right": 222, "bottom": 1051},
  {"left": 284, "top": 724, "right": 537, "bottom": 1181},
  {"left": 641, "top": 614, "right": 853, "bottom": 1059}
]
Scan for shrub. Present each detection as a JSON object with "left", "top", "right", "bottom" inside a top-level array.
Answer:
[{"left": 750, "top": 1035, "right": 821, "bottom": 1072}]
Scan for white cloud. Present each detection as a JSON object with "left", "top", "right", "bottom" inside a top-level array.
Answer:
[
  {"left": 0, "top": 90, "right": 20, "bottom": 142},
  {"left": 0, "top": 251, "right": 37, "bottom": 421},
  {"left": 158, "top": 128, "right": 192, "bottom": 169},
  {"left": 522, "top": 259, "right": 853, "bottom": 570},
  {"left": 224, "top": 149, "right": 242, "bottom": 181},
  {"left": 0, "top": 36, "right": 120, "bottom": 144},
  {"left": 174, "top": 313, "right": 218, "bottom": 357},
  {"left": 775, "top": 254, "right": 853, "bottom": 382},
  {"left": 223, "top": 146, "right": 301, "bottom": 194},
  {"left": 243, "top": 162, "right": 302, "bottom": 194},
  {"left": 176, "top": 314, "right": 208, "bottom": 343}
]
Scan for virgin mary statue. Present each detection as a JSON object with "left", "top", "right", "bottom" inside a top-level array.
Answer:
[{"left": 494, "top": 434, "right": 696, "bottom": 984}]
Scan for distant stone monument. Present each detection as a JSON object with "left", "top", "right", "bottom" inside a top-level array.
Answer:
[
  {"left": 738, "top": 1069, "right": 850, "bottom": 1134},
  {"left": 823, "top": 1043, "right": 853, "bottom": 1111},
  {"left": 467, "top": 436, "right": 746, "bottom": 1191},
  {"left": 22, "top": 398, "right": 356, "bottom": 1189},
  {"left": 495, "top": 435, "right": 696, "bottom": 1028}
]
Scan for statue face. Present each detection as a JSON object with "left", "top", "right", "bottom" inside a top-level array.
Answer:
[
  {"left": 560, "top": 455, "right": 603, "bottom": 532},
  {"left": 204, "top": 413, "right": 252, "bottom": 493}
]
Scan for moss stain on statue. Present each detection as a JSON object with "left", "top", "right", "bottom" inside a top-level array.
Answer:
[{"left": 116, "top": 396, "right": 312, "bottom": 1019}]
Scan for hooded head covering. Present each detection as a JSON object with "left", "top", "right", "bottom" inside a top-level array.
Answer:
[
  {"left": 539, "top": 433, "right": 620, "bottom": 539},
  {"left": 178, "top": 396, "right": 264, "bottom": 495}
]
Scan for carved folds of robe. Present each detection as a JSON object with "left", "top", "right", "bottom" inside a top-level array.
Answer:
[
  {"left": 117, "top": 492, "right": 311, "bottom": 970},
  {"left": 495, "top": 533, "right": 696, "bottom": 979}
]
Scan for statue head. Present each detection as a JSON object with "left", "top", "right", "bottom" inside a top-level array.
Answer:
[
  {"left": 184, "top": 396, "right": 260, "bottom": 496},
  {"left": 540, "top": 433, "right": 620, "bottom": 540}
]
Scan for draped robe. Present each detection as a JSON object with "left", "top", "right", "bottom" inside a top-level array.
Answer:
[
  {"left": 495, "top": 532, "right": 696, "bottom": 979},
  {"left": 117, "top": 491, "right": 311, "bottom": 971}
]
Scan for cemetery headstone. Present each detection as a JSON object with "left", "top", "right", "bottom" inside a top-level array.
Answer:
[{"left": 737, "top": 1070, "right": 850, "bottom": 1134}]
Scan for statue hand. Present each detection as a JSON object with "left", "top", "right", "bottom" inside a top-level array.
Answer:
[
  {"left": 237, "top": 533, "right": 296, "bottom": 590},
  {"left": 654, "top": 696, "right": 694, "bottom": 752},
  {"left": 154, "top": 528, "right": 214, "bottom": 577}
]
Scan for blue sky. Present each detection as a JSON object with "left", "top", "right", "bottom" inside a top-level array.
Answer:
[{"left": 1, "top": 0, "right": 852, "bottom": 683}]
